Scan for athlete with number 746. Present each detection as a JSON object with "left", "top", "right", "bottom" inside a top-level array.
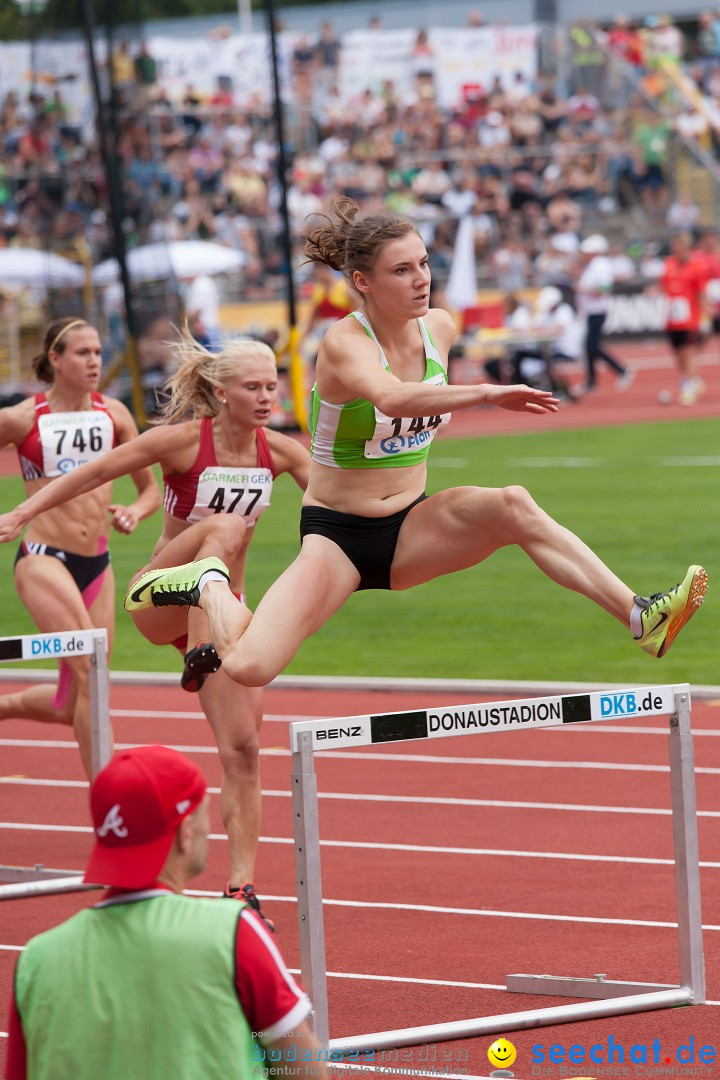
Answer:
[
  {"left": 122, "top": 198, "right": 707, "bottom": 681},
  {"left": 0, "top": 332, "right": 310, "bottom": 926},
  {"left": 0, "top": 317, "right": 159, "bottom": 778}
]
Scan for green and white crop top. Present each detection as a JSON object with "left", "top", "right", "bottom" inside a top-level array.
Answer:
[{"left": 309, "top": 311, "right": 451, "bottom": 469}]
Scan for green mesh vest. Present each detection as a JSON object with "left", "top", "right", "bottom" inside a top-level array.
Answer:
[{"left": 15, "top": 893, "right": 259, "bottom": 1080}]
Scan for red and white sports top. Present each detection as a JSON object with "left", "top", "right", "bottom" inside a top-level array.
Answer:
[
  {"left": 17, "top": 392, "right": 116, "bottom": 481},
  {"left": 662, "top": 254, "right": 706, "bottom": 330},
  {"left": 163, "top": 417, "right": 277, "bottom": 528}
]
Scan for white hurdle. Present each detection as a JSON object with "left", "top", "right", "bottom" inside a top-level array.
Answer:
[
  {"left": 289, "top": 684, "right": 704, "bottom": 1051},
  {"left": 0, "top": 628, "right": 111, "bottom": 898}
]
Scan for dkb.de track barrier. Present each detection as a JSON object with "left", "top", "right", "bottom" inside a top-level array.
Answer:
[
  {"left": 289, "top": 684, "right": 704, "bottom": 1051},
  {"left": 0, "top": 628, "right": 110, "bottom": 900}
]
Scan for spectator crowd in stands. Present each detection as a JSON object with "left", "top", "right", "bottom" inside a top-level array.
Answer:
[{"left": 0, "top": 10, "right": 718, "bottom": 322}]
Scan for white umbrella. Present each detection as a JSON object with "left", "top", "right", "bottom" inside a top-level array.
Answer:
[
  {"left": 0, "top": 248, "right": 85, "bottom": 289},
  {"left": 92, "top": 241, "right": 246, "bottom": 286}
]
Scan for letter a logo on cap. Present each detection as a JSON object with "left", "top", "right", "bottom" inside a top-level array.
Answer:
[
  {"left": 176, "top": 799, "right": 191, "bottom": 814},
  {"left": 97, "top": 803, "right": 129, "bottom": 839}
]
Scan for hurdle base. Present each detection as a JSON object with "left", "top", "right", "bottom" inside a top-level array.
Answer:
[
  {"left": 0, "top": 864, "right": 83, "bottom": 883},
  {"left": 0, "top": 866, "right": 102, "bottom": 901},
  {"left": 505, "top": 973, "right": 678, "bottom": 999},
  {"left": 327, "top": 987, "right": 694, "bottom": 1055}
]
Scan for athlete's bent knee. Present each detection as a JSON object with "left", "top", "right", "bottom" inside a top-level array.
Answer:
[
  {"left": 67, "top": 655, "right": 92, "bottom": 687},
  {"left": 501, "top": 485, "right": 544, "bottom": 537},
  {"left": 222, "top": 653, "right": 275, "bottom": 690},
  {"left": 203, "top": 514, "right": 248, "bottom": 557},
  {"left": 218, "top": 735, "right": 260, "bottom": 781}
]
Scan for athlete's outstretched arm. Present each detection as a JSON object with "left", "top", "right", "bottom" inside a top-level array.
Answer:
[
  {"left": 0, "top": 424, "right": 184, "bottom": 544},
  {"left": 320, "top": 314, "right": 558, "bottom": 419}
]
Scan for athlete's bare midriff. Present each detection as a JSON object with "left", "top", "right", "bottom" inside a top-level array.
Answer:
[
  {"left": 303, "top": 459, "right": 427, "bottom": 517},
  {"left": 22, "top": 479, "right": 113, "bottom": 555}
]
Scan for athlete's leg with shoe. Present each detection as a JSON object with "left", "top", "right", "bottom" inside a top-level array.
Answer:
[
  {"left": 4, "top": 555, "right": 116, "bottom": 778},
  {"left": 389, "top": 487, "right": 706, "bottom": 656},
  {"left": 198, "top": 669, "right": 264, "bottom": 886},
  {"left": 671, "top": 339, "right": 703, "bottom": 404},
  {"left": 127, "top": 512, "right": 282, "bottom": 892},
  {"left": 390, "top": 485, "right": 635, "bottom": 621},
  {"left": 199, "top": 535, "right": 361, "bottom": 687},
  {"left": 129, "top": 514, "right": 249, "bottom": 653}
]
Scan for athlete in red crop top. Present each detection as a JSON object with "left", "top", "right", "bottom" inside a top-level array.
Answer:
[
  {"left": 0, "top": 318, "right": 159, "bottom": 779},
  {"left": 0, "top": 331, "right": 310, "bottom": 927}
]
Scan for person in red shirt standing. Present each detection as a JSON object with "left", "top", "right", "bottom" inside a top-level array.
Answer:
[
  {"left": 693, "top": 229, "right": 720, "bottom": 337},
  {"left": 661, "top": 231, "right": 707, "bottom": 405}
]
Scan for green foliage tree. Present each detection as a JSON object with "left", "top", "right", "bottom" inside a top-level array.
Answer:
[
  {"left": 0, "top": 0, "right": 238, "bottom": 41},
  {"left": 0, "top": 0, "right": 337, "bottom": 41}
]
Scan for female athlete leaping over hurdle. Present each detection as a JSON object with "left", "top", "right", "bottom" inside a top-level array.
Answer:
[
  {"left": 0, "top": 334, "right": 310, "bottom": 928},
  {"left": 125, "top": 198, "right": 706, "bottom": 685},
  {"left": 0, "top": 317, "right": 159, "bottom": 777}
]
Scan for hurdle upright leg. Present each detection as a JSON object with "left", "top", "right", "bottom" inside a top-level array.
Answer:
[
  {"left": 89, "top": 630, "right": 112, "bottom": 777},
  {"left": 292, "top": 731, "right": 329, "bottom": 1045},
  {"left": 0, "top": 628, "right": 111, "bottom": 898},
  {"left": 670, "top": 690, "right": 705, "bottom": 1002},
  {"left": 289, "top": 683, "right": 704, "bottom": 1053}
]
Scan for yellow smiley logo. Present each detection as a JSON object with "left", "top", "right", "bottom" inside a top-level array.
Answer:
[{"left": 488, "top": 1038, "right": 517, "bottom": 1068}]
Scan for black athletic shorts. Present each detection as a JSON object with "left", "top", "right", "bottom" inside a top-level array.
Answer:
[
  {"left": 299, "top": 494, "right": 427, "bottom": 591},
  {"left": 15, "top": 541, "right": 110, "bottom": 595},
  {"left": 667, "top": 329, "right": 699, "bottom": 349}
]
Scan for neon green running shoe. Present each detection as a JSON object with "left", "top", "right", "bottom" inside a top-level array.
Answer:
[
  {"left": 634, "top": 565, "right": 708, "bottom": 658},
  {"left": 124, "top": 557, "right": 230, "bottom": 612}
]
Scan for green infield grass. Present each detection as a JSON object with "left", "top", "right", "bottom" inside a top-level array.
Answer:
[{"left": 1, "top": 416, "right": 717, "bottom": 684}]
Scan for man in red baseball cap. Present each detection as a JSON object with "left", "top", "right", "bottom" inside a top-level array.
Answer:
[
  {"left": 84, "top": 743, "right": 208, "bottom": 890},
  {"left": 5, "top": 745, "right": 328, "bottom": 1080}
]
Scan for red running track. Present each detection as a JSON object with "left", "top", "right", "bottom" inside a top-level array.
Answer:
[{"left": 1, "top": 679, "right": 719, "bottom": 1078}]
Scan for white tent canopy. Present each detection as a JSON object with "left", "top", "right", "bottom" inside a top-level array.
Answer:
[
  {"left": 0, "top": 249, "right": 85, "bottom": 289},
  {"left": 92, "top": 241, "right": 246, "bottom": 286}
]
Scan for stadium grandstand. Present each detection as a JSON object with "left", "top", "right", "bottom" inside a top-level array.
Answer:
[{"left": 1, "top": 0, "right": 719, "bottom": 418}]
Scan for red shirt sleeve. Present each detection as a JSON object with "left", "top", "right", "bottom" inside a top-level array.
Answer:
[
  {"left": 234, "top": 908, "right": 311, "bottom": 1041},
  {"left": 4, "top": 983, "right": 27, "bottom": 1080}
]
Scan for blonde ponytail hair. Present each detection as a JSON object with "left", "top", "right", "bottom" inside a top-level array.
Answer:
[{"left": 157, "top": 330, "right": 276, "bottom": 424}]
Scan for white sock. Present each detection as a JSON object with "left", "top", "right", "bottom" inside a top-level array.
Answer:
[
  {"left": 197, "top": 570, "right": 227, "bottom": 597},
  {"left": 630, "top": 599, "right": 646, "bottom": 638}
]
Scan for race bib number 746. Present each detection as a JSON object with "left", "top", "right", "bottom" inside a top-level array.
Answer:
[{"left": 38, "top": 411, "right": 114, "bottom": 477}]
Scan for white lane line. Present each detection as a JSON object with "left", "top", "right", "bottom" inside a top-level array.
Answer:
[
  {"left": 0, "top": 945, "right": 501, "bottom": 993},
  {"left": 109, "top": 711, "right": 311, "bottom": 723},
  {"left": 3, "top": 783, "right": 720, "bottom": 817},
  {"left": 185, "top": 889, "right": 720, "bottom": 931},
  {"left": 3, "top": 865, "right": 709, "bottom": 928},
  {"left": 512, "top": 457, "right": 605, "bottom": 468},
  {"left": 658, "top": 457, "right": 720, "bottom": 466},
  {"left": 512, "top": 456, "right": 720, "bottom": 469},
  {"left": 554, "top": 724, "right": 720, "bottom": 736},
  {"left": 3, "top": 819, "right": 720, "bottom": 869},
  {"left": 0, "top": 941, "right": 711, "bottom": 1007},
  {"left": 4, "top": 740, "right": 720, "bottom": 775},
  {"left": 271, "top": 751, "right": 720, "bottom": 776}
]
